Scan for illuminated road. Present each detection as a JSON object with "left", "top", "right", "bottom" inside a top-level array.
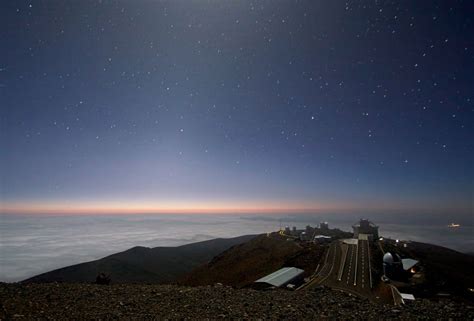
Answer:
[
  {"left": 342, "top": 241, "right": 357, "bottom": 286},
  {"left": 304, "top": 239, "right": 373, "bottom": 298},
  {"left": 301, "top": 241, "right": 338, "bottom": 288}
]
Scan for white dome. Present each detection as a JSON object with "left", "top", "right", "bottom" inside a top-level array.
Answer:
[
  {"left": 383, "top": 252, "right": 394, "bottom": 264},
  {"left": 383, "top": 252, "right": 401, "bottom": 264}
]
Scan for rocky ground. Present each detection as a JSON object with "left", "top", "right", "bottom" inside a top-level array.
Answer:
[{"left": 1, "top": 283, "right": 473, "bottom": 320}]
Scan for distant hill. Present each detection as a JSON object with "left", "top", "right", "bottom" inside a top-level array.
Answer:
[
  {"left": 178, "top": 233, "right": 326, "bottom": 288},
  {"left": 23, "top": 235, "right": 256, "bottom": 284}
]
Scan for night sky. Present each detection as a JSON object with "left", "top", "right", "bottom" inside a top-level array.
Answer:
[{"left": 1, "top": 1, "right": 473, "bottom": 215}]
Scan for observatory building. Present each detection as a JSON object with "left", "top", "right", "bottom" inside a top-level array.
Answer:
[
  {"left": 383, "top": 252, "right": 419, "bottom": 280},
  {"left": 352, "top": 219, "right": 379, "bottom": 240}
]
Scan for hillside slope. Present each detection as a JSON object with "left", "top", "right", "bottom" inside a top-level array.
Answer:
[
  {"left": 23, "top": 235, "right": 256, "bottom": 284},
  {"left": 179, "top": 233, "right": 326, "bottom": 287}
]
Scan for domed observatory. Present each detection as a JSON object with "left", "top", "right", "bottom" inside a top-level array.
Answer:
[
  {"left": 383, "top": 252, "right": 419, "bottom": 280},
  {"left": 383, "top": 252, "right": 403, "bottom": 279}
]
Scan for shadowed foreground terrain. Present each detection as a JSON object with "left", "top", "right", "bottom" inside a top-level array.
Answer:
[{"left": 1, "top": 283, "right": 473, "bottom": 320}]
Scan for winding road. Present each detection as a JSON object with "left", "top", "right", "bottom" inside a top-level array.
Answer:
[{"left": 304, "top": 238, "right": 373, "bottom": 298}]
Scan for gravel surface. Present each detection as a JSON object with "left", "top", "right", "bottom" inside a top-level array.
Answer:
[{"left": 1, "top": 283, "right": 473, "bottom": 320}]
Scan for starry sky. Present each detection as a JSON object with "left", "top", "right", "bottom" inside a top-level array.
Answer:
[{"left": 1, "top": 1, "right": 473, "bottom": 215}]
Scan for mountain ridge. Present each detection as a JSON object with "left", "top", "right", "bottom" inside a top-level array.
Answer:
[{"left": 23, "top": 234, "right": 257, "bottom": 284}]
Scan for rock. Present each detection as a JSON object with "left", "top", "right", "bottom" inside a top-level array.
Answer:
[{"left": 95, "top": 273, "right": 111, "bottom": 285}]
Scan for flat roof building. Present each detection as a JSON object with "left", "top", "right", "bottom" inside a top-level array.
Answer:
[
  {"left": 401, "top": 258, "right": 419, "bottom": 271},
  {"left": 313, "top": 235, "right": 332, "bottom": 244},
  {"left": 254, "top": 267, "right": 305, "bottom": 288},
  {"left": 400, "top": 293, "right": 416, "bottom": 303}
]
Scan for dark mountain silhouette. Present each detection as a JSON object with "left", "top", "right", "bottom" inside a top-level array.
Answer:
[{"left": 23, "top": 234, "right": 256, "bottom": 284}]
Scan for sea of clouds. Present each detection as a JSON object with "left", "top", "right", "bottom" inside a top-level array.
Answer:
[{"left": 0, "top": 213, "right": 472, "bottom": 282}]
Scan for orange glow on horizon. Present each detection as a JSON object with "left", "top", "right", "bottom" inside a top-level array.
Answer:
[
  {"left": 1, "top": 198, "right": 460, "bottom": 216},
  {"left": 1, "top": 199, "right": 339, "bottom": 215}
]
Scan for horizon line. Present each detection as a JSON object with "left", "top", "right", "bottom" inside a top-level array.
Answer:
[{"left": 1, "top": 203, "right": 468, "bottom": 216}]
